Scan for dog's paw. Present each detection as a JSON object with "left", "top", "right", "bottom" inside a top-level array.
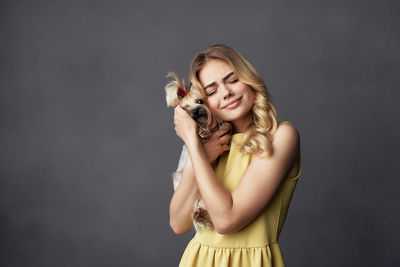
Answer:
[
  {"left": 192, "top": 197, "right": 214, "bottom": 231},
  {"left": 193, "top": 208, "right": 209, "bottom": 223},
  {"left": 193, "top": 208, "right": 213, "bottom": 231}
]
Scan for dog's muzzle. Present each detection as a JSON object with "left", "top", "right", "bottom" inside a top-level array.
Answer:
[{"left": 189, "top": 107, "right": 208, "bottom": 123}]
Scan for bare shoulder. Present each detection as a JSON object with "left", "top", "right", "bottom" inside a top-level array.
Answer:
[
  {"left": 271, "top": 123, "right": 301, "bottom": 179},
  {"left": 254, "top": 122, "right": 300, "bottom": 167},
  {"left": 272, "top": 123, "right": 300, "bottom": 159},
  {"left": 274, "top": 123, "right": 300, "bottom": 145}
]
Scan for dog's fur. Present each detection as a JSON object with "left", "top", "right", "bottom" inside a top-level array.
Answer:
[{"left": 165, "top": 72, "right": 230, "bottom": 231}]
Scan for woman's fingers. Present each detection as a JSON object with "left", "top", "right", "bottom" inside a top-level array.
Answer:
[
  {"left": 213, "top": 127, "right": 231, "bottom": 143},
  {"left": 222, "top": 144, "right": 230, "bottom": 151},
  {"left": 219, "top": 133, "right": 231, "bottom": 144},
  {"left": 174, "top": 126, "right": 180, "bottom": 137},
  {"left": 175, "top": 105, "right": 189, "bottom": 117},
  {"left": 215, "top": 126, "right": 232, "bottom": 138},
  {"left": 174, "top": 105, "right": 184, "bottom": 112}
]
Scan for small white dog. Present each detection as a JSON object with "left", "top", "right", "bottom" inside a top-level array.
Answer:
[{"left": 165, "top": 72, "right": 231, "bottom": 231}]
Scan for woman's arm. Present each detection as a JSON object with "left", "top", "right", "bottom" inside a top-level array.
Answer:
[
  {"left": 169, "top": 155, "right": 201, "bottom": 234},
  {"left": 174, "top": 106, "right": 300, "bottom": 234},
  {"left": 169, "top": 127, "right": 231, "bottom": 235}
]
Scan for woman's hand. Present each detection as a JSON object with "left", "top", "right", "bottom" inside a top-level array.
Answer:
[
  {"left": 174, "top": 105, "right": 232, "bottom": 162},
  {"left": 203, "top": 126, "right": 232, "bottom": 163},
  {"left": 174, "top": 105, "right": 199, "bottom": 147}
]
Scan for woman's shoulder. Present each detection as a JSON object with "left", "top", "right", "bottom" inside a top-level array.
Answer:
[
  {"left": 274, "top": 122, "right": 301, "bottom": 179},
  {"left": 249, "top": 121, "right": 301, "bottom": 180},
  {"left": 276, "top": 121, "right": 300, "bottom": 142},
  {"left": 255, "top": 121, "right": 299, "bottom": 159}
]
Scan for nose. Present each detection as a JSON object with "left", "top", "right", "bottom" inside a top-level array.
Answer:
[{"left": 221, "top": 84, "right": 233, "bottom": 100}]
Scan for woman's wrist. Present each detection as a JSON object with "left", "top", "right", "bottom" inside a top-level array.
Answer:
[{"left": 185, "top": 133, "right": 201, "bottom": 150}]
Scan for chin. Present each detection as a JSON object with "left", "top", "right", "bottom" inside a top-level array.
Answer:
[
  {"left": 219, "top": 107, "right": 250, "bottom": 122},
  {"left": 220, "top": 114, "right": 239, "bottom": 122}
]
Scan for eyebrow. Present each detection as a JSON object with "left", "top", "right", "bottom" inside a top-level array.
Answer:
[{"left": 203, "top": 72, "right": 235, "bottom": 90}]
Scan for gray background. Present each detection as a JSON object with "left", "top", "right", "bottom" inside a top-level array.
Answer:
[{"left": 1, "top": 0, "right": 399, "bottom": 266}]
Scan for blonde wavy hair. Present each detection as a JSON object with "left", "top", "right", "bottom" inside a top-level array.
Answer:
[{"left": 188, "top": 44, "right": 279, "bottom": 157}]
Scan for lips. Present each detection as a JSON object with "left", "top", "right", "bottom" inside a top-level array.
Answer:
[{"left": 222, "top": 96, "right": 242, "bottom": 109}]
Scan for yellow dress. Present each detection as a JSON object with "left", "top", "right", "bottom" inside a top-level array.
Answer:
[{"left": 179, "top": 121, "right": 301, "bottom": 267}]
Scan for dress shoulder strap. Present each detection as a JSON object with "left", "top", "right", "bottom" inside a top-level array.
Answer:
[{"left": 279, "top": 121, "right": 292, "bottom": 125}]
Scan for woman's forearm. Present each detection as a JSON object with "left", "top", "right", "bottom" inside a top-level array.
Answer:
[
  {"left": 169, "top": 156, "right": 201, "bottom": 234},
  {"left": 186, "top": 140, "right": 233, "bottom": 232}
]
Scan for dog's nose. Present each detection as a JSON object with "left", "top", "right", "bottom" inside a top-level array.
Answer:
[
  {"left": 192, "top": 108, "right": 200, "bottom": 119},
  {"left": 190, "top": 107, "right": 204, "bottom": 121},
  {"left": 190, "top": 107, "right": 208, "bottom": 122}
]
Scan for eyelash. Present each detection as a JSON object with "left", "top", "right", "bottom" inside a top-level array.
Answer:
[{"left": 206, "top": 79, "right": 238, "bottom": 96}]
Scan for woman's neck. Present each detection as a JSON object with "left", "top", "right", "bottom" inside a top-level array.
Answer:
[{"left": 232, "top": 113, "right": 252, "bottom": 134}]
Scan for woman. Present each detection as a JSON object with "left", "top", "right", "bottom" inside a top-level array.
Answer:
[{"left": 169, "top": 44, "right": 301, "bottom": 267}]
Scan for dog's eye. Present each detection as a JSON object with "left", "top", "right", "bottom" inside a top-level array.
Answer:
[{"left": 197, "top": 99, "right": 204, "bottom": 104}]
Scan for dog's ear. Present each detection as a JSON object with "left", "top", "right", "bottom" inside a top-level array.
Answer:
[{"left": 165, "top": 72, "right": 188, "bottom": 107}]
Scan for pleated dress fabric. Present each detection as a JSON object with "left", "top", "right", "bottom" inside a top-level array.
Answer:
[{"left": 179, "top": 121, "right": 301, "bottom": 267}]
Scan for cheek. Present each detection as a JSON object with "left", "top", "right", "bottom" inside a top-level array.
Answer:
[
  {"left": 206, "top": 98, "right": 219, "bottom": 114},
  {"left": 243, "top": 86, "right": 255, "bottom": 104},
  {"left": 248, "top": 90, "right": 255, "bottom": 105},
  {"left": 240, "top": 83, "right": 252, "bottom": 94}
]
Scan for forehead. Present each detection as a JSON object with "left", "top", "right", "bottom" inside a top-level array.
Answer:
[{"left": 198, "top": 59, "right": 234, "bottom": 86}]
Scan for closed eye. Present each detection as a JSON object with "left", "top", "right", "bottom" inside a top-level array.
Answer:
[
  {"left": 206, "top": 90, "right": 215, "bottom": 96},
  {"left": 228, "top": 79, "right": 238, "bottom": 83}
]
